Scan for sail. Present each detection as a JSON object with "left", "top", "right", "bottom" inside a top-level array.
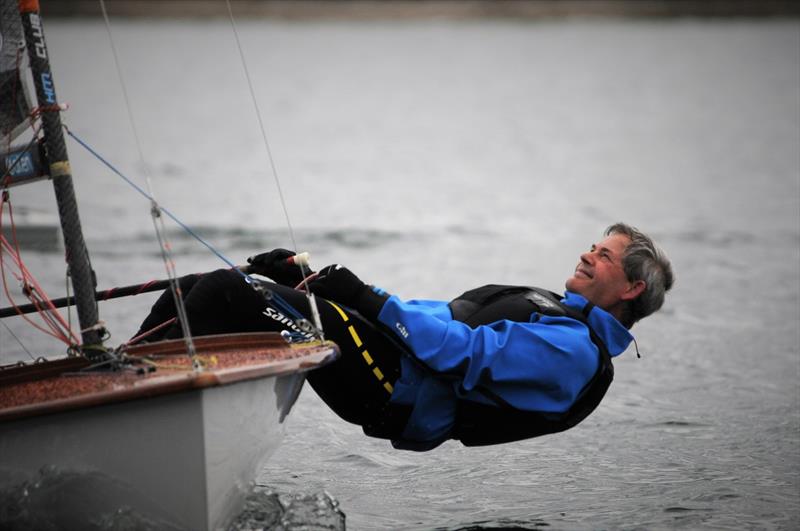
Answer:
[{"left": 0, "top": 0, "right": 33, "bottom": 147}]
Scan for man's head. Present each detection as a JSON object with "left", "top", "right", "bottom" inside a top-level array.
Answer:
[{"left": 565, "top": 223, "right": 674, "bottom": 328}]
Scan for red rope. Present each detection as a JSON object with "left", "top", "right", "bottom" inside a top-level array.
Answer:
[
  {"left": 0, "top": 195, "right": 79, "bottom": 346},
  {"left": 29, "top": 104, "right": 66, "bottom": 121},
  {"left": 0, "top": 235, "right": 72, "bottom": 343},
  {"left": 126, "top": 317, "right": 177, "bottom": 346},
  {"left": 136, "top": 279, "right": 157, "bottom": 294},
  {"left": 0, "top": 35, "right": 79, "bottom": 349},
  {"left": 4, "top": 216, "right": 79, "bottom": 344}
]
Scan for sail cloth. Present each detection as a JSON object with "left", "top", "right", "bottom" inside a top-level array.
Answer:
[{"left": 0, "top": 0, "right": 34, "bottom": 147}]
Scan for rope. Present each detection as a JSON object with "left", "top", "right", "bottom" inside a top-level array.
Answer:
[
  {"left": 225, "top": 0, "right": 324, "bottom": 337},
  {"left": 0, "top": 318, "right": 36, "bottom": 361},
  {"left": 65, "top": 127, "right": 241, "bottom": 272},
  {"left": 224, "top": 0, "right": 297, "bottom": 252},
  {"left": 0, "top": 235, "right": 75, "bottom": 344},
  {"left": 66, "top": 128, "right": 324, "bottom": 336},
  {"left": 98, "top": 0, "right": 198, "bottom": 362},
  {"left": 0, "top": 194, "right": 79, "bottom": 346},
  {"left": 126, "top": 317, "right": 176, "bottom": 346},
  {"left": 2, "top": 3, "right": 328, "bottom": 357}
]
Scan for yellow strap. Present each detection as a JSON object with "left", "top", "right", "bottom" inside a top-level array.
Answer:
[
  {"left": 326, "top": 300, "right": 349, "bottom": 322},
  {"left": 362, "top": 350, "right": 374, "bottom": 365},
  {"left": 348, "top": 325, "right": 363, "bottom": 348},
  {"left": 325, "top": 300, "right": 393, "bottom": 395}
]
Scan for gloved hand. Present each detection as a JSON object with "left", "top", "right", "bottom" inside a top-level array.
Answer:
[
  {"left": 246, "top": 248, "right": 311, "bottom": 287},
  {"left": 309, "top": 264, "right": 389, "bottom": 319}
]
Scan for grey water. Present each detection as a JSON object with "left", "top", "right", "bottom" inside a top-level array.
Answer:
[{"left": 1, "top": 15, "right": 798, "bottom": 530}]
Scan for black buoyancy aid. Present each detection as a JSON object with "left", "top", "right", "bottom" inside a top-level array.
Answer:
[{"left": 448, "top": 284, "right": 614, "bottom": 446}]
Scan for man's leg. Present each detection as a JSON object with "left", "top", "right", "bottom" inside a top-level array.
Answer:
[{"left": 135, "top": 269, "right": 404, "bottom": 429}]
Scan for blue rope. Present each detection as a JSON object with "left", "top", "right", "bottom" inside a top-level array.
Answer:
[
  {"left": 268, "top": 290, "right": 306, "bottom": 321},
  {"left": 65, "top": 127, "right": 318, "bottom": 331},
  {"left": 65, "top": 127, "right": 244, "bottom": 276}
]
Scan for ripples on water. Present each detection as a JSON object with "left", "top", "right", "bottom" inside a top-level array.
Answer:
[
  {"left": 0, "top": 467, "right": 345, "bottom": 531},
  {"left": 1, "top": 14, "right": 798, "bottom": 531}
]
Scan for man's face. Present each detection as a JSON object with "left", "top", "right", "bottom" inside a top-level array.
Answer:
[{"left": 565, "top": 233, "right": 638, "bottom": 311}]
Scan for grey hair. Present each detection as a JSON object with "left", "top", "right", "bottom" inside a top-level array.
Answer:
[{"left": 605, "top": 222, "right": 674, "bottom": 328}]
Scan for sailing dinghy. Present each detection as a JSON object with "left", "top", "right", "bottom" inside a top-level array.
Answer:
[{"left": 0, "top": 1, "right": 338, "bottom": 528}]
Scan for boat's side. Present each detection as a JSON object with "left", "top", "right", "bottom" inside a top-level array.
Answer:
[
  {"left": 0, "top": 374, "right": 290, "bottom": 528},
  {"left": 0, "top": 333, "right": 339, "bottom": 530},
  {"left": 203, "top": 371, "right": 307, "bottom": 528}
]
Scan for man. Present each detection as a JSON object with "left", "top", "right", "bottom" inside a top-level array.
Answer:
[{"left": 135, "top": 222, "right": 673, "bottom": 451}]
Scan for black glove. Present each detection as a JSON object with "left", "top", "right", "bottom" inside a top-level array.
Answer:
[
  {"left": 246, "top": 248, "right": 311, "bottom": 287},
  {"left": 309, "top": 264, "right": 388, "bottom": 319}
]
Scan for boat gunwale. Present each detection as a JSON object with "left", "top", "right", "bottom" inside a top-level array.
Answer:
[{"left": 0, "top": 332, "right": 339, "bottom": 423}]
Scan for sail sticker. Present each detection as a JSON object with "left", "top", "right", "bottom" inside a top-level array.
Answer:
[
  {"left": 4, "top": 151, "right": 34, "bottom": 176},
  {"left": 40, "top": 71, "right": 54, "bottom": 103},
  {"left": 28, "top": 13, "right": 46, "bottom": 59}
]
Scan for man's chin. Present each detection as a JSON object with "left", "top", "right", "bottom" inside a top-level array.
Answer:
[{"left": 565, "top": 276, "right": 581, "bottom": 292}]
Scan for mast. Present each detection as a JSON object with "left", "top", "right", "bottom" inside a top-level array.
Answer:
[{"left": 17, "top": 0, "right": 103, "bottom": 353}]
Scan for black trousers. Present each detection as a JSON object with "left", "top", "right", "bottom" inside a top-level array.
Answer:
[{"left": 134, "top": 269, "right": 403, "bottom": 428}]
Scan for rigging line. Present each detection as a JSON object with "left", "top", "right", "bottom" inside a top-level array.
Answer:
[
  {"left": 65, "top": 127, "right": 240, "bottom": 273},
  {"left": 0, "top": 235, "right": 76, "bottom": 343},
  {"left": 0, "top": 197, "right": 77, "bottom": 343},
  {"left": 65, "top": 125, "right": 323, "bottom": 335},
  {"left": 224, "top": 0, "right": 298, "bottom": 252},
  {"left": 150, "top": 204, "right": 197, "bottom": 360},
  {"left": 65, "top": 268, "right": 72, "bottom": 337},
  {"left": 0, "top": 239, "right": 72, "bottom": 344},
  {"left": 98, "top": 0, "right": 197, "bottom": 360},
  {"left": 97, "top": 0, "right": 156, "bottom": 198},
  {"left": 0, "top": 318, "right": 36, "bottom": 361},
  {"left": 225, "top": 1, "right": 325, "bottom": 337}
]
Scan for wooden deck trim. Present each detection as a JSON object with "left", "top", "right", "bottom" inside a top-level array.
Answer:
[{"left": 0, "top": 333, "right": 339, "bottom": 423}]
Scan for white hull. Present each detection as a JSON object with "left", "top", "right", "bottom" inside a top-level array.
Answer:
[
  {"left": 0, "top": 372, "right": 304, "bottom": 529},
  {"left": 0, "top": 333, "right": 336, "bottom": 530},
  {"left": 0, "top": 374, "right": 303, "bottom": 529}
]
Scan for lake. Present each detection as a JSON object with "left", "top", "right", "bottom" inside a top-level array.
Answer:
[{"left": 1, "top": 14, "right": 798, "bottom": 530}]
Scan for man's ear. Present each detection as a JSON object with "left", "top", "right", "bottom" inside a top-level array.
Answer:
[{"left": 621, "top": 280, "right": 646, "bottom": 302}]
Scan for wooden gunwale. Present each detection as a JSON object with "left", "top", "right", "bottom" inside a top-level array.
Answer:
[{"left": 0, "top": 332, "right": 338, "bottom": 423}]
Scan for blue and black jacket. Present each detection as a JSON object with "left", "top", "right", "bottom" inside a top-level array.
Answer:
[{"left": 366, "top": 285, "right": 633, "bottom": 450}]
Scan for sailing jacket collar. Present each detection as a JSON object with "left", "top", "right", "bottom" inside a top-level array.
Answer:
[{"left": 561, "top": 290, "right": 633, "bottom": 357}]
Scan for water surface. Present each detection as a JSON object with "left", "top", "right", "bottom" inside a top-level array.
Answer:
[{"left": 1, "top": 16, "right": 798, "bottom": 530}]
